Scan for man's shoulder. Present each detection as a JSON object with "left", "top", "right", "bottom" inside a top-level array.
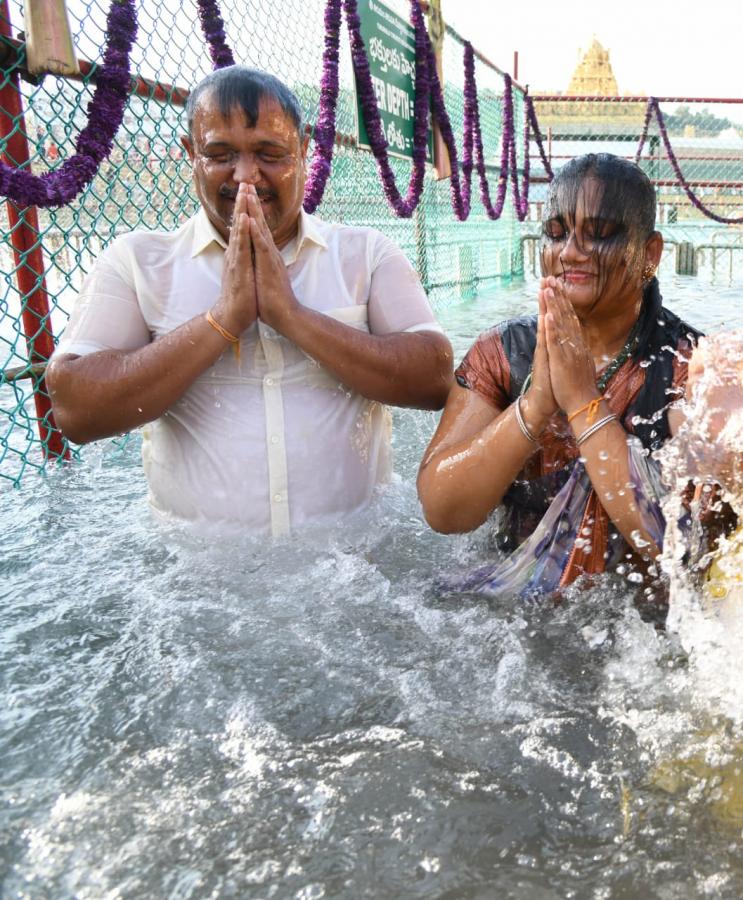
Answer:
[
  {"left": 99, "top": 214, "right": 199, "bottom": 267},
  {"left": 309, "top": 215, "right": 396, "bottom": 247}
]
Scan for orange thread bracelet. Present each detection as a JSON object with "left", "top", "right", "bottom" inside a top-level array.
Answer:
[
  {"left": 206, "top": 310, "right": 240, "bottom": 361},
  {"left": 567, "top": 396, "right": 602, "bottom": 425}
]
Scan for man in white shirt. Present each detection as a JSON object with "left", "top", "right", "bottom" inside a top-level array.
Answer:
[{"left": 47, "top": 66, "right": 452, "bottom": 535}]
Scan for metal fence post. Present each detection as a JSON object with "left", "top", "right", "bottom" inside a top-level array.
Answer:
[{"left": 0, "top": 0, "right": 68, "bottom": 460}]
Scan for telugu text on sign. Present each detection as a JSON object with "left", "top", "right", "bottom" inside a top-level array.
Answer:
[{"left": 354, "top": 0, "right": 433, "bottom": 163}]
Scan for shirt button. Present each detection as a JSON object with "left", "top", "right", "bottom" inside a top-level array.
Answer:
[
  {"left": 274, "top": 493, "right": 282, "bottom": 502},
  {"left": 270, "top": 434, "right": 279, "bottom": 444},
  {"left": 264, "top": 377, "right": 274, "bottom": 386}
]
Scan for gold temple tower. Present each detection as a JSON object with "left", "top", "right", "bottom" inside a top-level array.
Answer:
[
  {"left": 567, "top": 38, "right": 619, "bottom": 95},
  {"left": 534, "top": 38, "right": 645, "bottom": 133}
]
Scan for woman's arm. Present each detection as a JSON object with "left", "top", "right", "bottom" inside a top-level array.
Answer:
[
  {"left": 417, "top": 386, "right": 543, "bottom": 533},
  {"left": 568, "top": 401, "right": 660, "bottom": 558},
  {"left": 418, "top": 294, "right": 558, "bottom": 533},
  {"left": 544, "top": 283, "right": 660, "bottom": 560}
]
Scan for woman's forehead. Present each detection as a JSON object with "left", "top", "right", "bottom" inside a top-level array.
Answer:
[
  {"left": 545, "top": 178, "right": 650, "bottom": 242},
  {"left": 547, "top": 175, "right": 605, "bottom": 220}
]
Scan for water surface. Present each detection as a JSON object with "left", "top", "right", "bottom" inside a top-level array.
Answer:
[{"left": 2, "top": 274, "right": 743, "bottom": 898}]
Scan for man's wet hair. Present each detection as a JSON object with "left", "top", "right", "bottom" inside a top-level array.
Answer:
[{"left": 186, "top": 66, "right": 304, "bottom": 138}]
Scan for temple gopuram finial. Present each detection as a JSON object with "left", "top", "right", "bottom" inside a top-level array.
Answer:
[{"left": 567, "top": 37, "right": 618, "bottom": 96}]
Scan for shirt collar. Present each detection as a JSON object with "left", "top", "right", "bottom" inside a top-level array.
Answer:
[
  {"left": 280, "top": 208, "right": 328, "bottom": 265},
  {"left": 190, "top": 206, "right": 328, "bottom": 261},
  {"left": 190, "top": 207, "right": 228, "bottom": 257}
]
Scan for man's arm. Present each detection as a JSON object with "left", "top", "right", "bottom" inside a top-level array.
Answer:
[
  {"left": 246, "top": 186, "right": 453, "bottom": 410},
  {"left": 274, "top": 307, "right": 451, "bottom": 410},
  {"left": 47, "top": 317, "right": 237, "bottom": 444},
  {"left": 48, "top": 190, "right": 258, "bottom": 444}
]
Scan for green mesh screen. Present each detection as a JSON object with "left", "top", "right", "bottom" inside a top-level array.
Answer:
[
  {"left": 0, "top": 0, "right": 525, "bottom": 485},
  {"left": 524, "top": 96, "right": 743, "bottom": 276}
]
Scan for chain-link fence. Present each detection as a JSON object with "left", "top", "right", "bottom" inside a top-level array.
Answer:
[
  {"left": 4, "top": 3, "right": 743, "bottom": 488},
  {"left": 524, "top": 95, "right": 743, "bottom": 276},
  {"left": 0, "top": 0, "right": 525, "bottom": 486}
]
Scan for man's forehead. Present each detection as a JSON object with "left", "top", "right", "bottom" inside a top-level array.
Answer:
[{"left": 192, "top": 90, "right": 295, "bottom": 132}]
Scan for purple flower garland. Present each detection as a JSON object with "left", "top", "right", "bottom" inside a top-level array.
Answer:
[
  {"left": 201, "top": 0, "right": 742, "bottom": 229},
  {"left": 413, "top": 39, "right": 533, "bottom": 222},
  {"left": 197, "top": 0, "right": 235, "bottom": 68},
  {"left": 505, "top": 75, "right": 530, "bottom": 220},
  {"left": 303, "top": 0, "right": 343, "bottom": 211},
  {"left": 6, "top": 0, "right": 732, "bottom": 230},
  {"left": 422, "top": 36, "right": 462, "bottom": 217},
  {"left": 633, "top": 98, "right": 654, "bottom": 168},
  {"left": 461, "top": 43, "right": 508, "bottom": 220},
  {"left": 0, "top": 0, "right": 137, "bottom": 209},
  {"left": 455, "top": 59, "right": 539, "bottom": 223},
  {"left": 635, "top": 98, "right": 743, "bottom": 225},
  {"left": 304, "top": 0, "right": 536, "bottom": 221},
  {"left": 306, "top": 0, "right": 432, "bottom": 217},
  {"left": 525, "top": 94, "right": 553, "bottom": 181},
  {"left": 0, "top": 0, "right": 540, "bottom": 222}
]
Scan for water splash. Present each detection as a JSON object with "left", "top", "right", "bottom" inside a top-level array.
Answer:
[{"left": 659, "top": 331, "right": 743, "bottom": 723}]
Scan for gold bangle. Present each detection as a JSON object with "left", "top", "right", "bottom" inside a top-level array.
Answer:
[{"left": 206, "top": 310, "right": 240, "bottom": 361}]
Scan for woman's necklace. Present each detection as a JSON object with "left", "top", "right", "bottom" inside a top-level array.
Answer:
[
  {"left": 519, "top": 316, "right": 642, "bottom": 399},
  {"left": 595, "top": 328, "right": 640, "bottom": 392}
]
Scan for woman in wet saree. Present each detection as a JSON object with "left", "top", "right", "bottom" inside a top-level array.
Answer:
[{"left": 418, "top": 154, "right": 702, "bottom": 599}]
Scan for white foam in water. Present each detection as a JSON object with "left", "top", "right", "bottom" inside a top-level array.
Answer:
[
  {"left": 4, "top": 276, "right": 743, "bottom": 896},
  {"left": 660, "top": 330, "right": 743, "bottom": 723}
]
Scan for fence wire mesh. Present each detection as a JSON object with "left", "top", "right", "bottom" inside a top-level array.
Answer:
[
  {"left": 0, "top": 0, "right": 523, "bottom": 486},
  {"left": 3, "top": 2, "right": 743, "bottom": 488},
  {"left": 526, "top": 96, "right": 743, "bottom": 272}
]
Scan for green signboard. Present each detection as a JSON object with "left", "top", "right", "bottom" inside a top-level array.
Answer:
[{"left": 354, "top": 0, "right": 433, "bottom": 163}]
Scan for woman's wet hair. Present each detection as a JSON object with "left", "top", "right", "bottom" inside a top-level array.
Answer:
[
  {"left": 186, "top": 66, "right": 304, "bottom": 139},
  {"left": 540, "top": 153, "right": 657, "bottom": 300},
  {"left": 542, "top": 153, "right": 700, "bottom": 450},
  {"left": 541, "top": 154, "right": 701, "bottom": 449}
]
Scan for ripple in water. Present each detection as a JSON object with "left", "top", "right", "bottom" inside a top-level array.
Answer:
[{"left": 2, "top": 278, "right": 743, "bottom": 897}]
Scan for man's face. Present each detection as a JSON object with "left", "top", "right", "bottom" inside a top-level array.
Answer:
[{"left": 182, "top": 92, "right": 308, "bottom": 248}]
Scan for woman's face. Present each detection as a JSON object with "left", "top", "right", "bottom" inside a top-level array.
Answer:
[{"left": 540, "top": 176, "right": 645, "bottom": 320}]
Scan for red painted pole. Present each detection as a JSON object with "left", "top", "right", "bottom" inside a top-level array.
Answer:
[
  {"left": 0, "top": 0, "right": 68, "bottom": 459},
  {"left": 1, "top": 35, "right": 190, "bottom": 106}
]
